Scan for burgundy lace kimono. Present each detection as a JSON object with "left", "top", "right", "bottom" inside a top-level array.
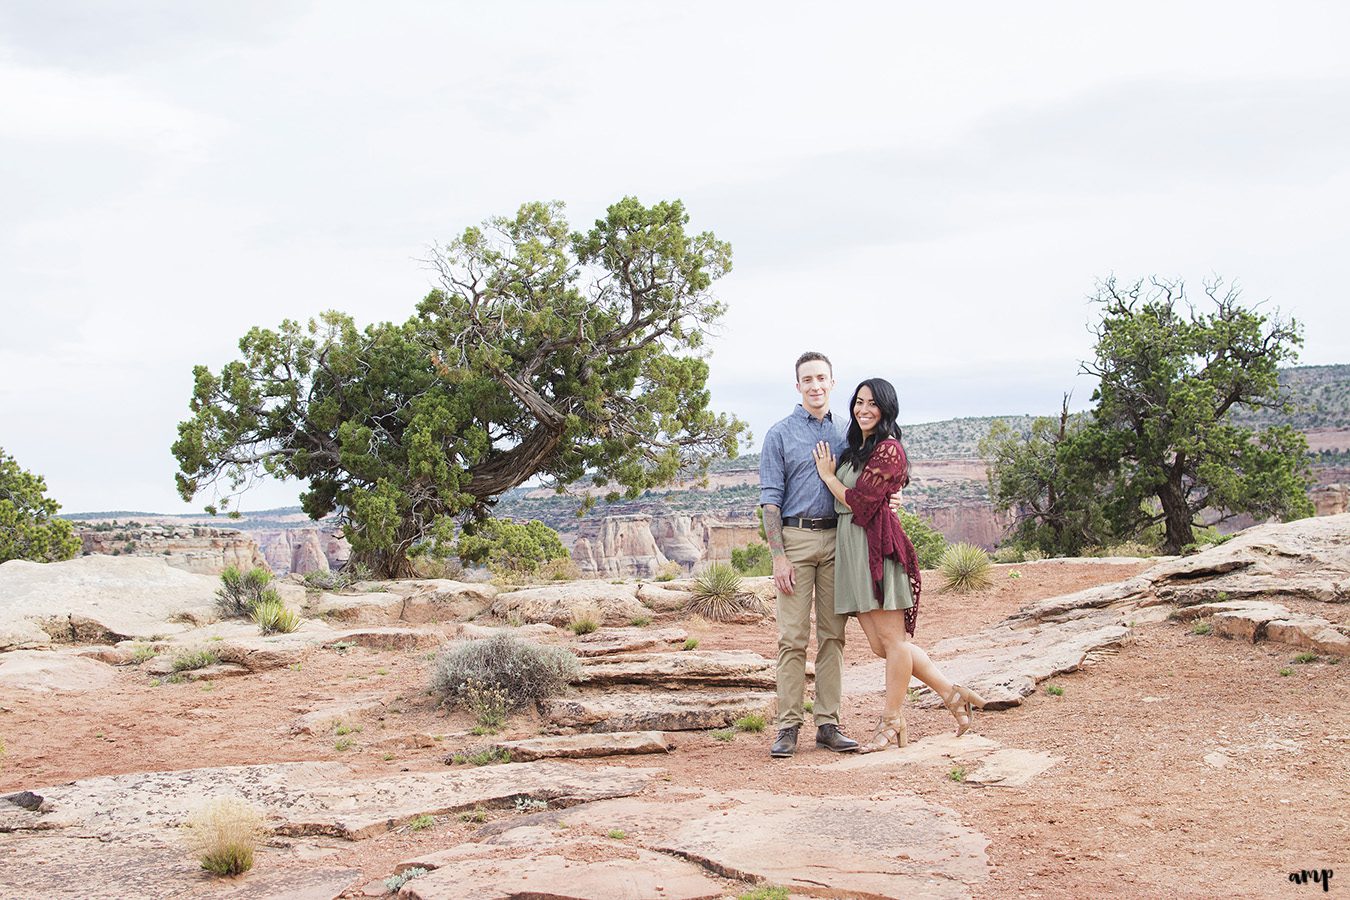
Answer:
[{"left": 842, "top": 438, "right": 922, "bottom": 636}]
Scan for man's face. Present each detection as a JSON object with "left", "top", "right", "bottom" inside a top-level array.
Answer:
[{"left": 796, "top": 360, "right": 835, "bottom": 414}]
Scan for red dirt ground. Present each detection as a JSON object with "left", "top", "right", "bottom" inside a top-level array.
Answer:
[{"left": 2, "top": 560, "right": 1346, "bottom": 898}]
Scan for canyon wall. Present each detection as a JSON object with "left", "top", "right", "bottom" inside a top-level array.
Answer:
[{"left": 79, "top": 526, "right": 268, "bottom": 576}]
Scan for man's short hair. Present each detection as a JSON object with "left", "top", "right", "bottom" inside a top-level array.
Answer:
[{"left": 795, "top": 351, "right": 833, "bottom": 380}]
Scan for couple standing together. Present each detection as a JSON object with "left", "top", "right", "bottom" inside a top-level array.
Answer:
[{"left": 758, "top": 352, "right": 985, "bottom": 757}]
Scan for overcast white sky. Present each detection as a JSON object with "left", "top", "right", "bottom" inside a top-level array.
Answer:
[{"left": 3, "top": 2, "right": 1348, "bottom": 514}]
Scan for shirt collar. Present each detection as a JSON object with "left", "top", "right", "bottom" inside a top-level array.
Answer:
[{"left": 794, "top": 403, "right": 833, "bottom": 423}]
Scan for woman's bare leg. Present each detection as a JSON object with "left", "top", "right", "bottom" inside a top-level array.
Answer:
[{"left": 857, "top": 610, "right": 912, "bottom": 718}]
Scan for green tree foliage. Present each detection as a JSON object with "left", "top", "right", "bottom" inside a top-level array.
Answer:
[
  {"left": 984, "top": 276, "right": 1313, "bottom": 556},
  {"left": 455, "top": 518, "right": 567, "bottom": 576},
  {"left": 0, "top": 448, "right": 80, "bottom": 564},
  {"left": 980, "top": 398, "right": 1109, "bottom": 556},
  {"left": 172, "top": 199, "right": 747, "bottom": 577},
  {"left": 730, "top": 541, "right": 771, "bottom": 575},
  {"left": 897, "top": 508, "right": 948, "bottom": 569}
]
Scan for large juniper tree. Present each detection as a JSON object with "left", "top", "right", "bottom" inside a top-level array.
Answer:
[{"left": 173, "top": 198, "right": 747, "bottom": 576}]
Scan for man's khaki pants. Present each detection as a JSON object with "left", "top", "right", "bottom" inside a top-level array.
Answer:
[{"left": 775, "top": 526, "right": 847, "bottom": 729}]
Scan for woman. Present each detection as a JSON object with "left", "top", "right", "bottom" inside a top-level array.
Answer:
[{"left": 812, "top": 378, "right": 985, "bottom": 752}]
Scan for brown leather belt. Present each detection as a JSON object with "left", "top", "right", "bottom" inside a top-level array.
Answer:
[{"left": 782, "top": 516, "right": 838, "bottom": 530}]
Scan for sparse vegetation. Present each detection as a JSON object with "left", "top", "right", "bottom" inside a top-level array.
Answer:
[
  {"left": 682, "top": 637, "right": 700, "bottom": 651},
  {"left": 538, "top": 557, "right": 582, "bottom": 581},
  {"left": 384, "top": 867, "right": 429, "bottom": 893},
  {"left": 628, "top": 614, "right": 652, "bottom": 627},
  {"left": 334, "top": 737, "right": 354, "bottom": 751},
  {"left": 463, "top": 679, "right": 511, "bottom": 731},
  {"left": 1293, "top": 652, "right": 1319, "bottom": 664},
  {"left": 184, "top": 797, "right": 263, "bottom": 877},
  {"left": 408, "top": 815, "right": 434, "bottom": 832},
  {"left": 430, "top": 633, "right": 579, "bottom": 711},
  {"left": 172, "top": 649, "right": 219, "bottom": 672},
  {"left": 301, "top": 562, "right": 372, "bottom": 592},
  {"left": 711, "top": 728, "right": 735, "bottom": 742},
  {"left": 738, "top": 887, "right": 790, "bottom": 900},
  {"left": 459, "top": 807, "right": 488, "bottom": 823},
  {"left": 515, "top": 797, "right": 548, "bottom": 813},
  {"left": 1045, "top": 684, "right": 1064, "bottom": 696},
  {"left": 1191, "top": 621, "right": 1213, "bottom": 636},
  {"left": 949, "top": 765, "right": 967, "bottom": 783},
  {"left": 653, "top": 560, "right": 683, "bottom": 582},
  {"left": 607, "top": 829, "right": 627, "bottom": 840},
  {"left": 449, "top": 748, "right": 511, "bottom": 766},
  {"left": 734, "top": 714, "right": 766, "bottom": 733},
  {"left": 569, "top": 614, "right": 599, "bottom": 636},
  {"left": 129, "top": 644, "right": 157, "bottom": 664},
  {"left": 802, "top": 699, "right": 814, "bottom": 713},
  {"left": 1279, "top": 667, "right": 1293, "bottom": 676},
  {"left": 939, "top": 543, "right": 992, "bottom": 592}
]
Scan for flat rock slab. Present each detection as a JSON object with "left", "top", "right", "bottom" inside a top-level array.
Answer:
[
  {"left": 816, "top": 733, "right": 1058, "bottom": 786},
  {"left": 458, "top": 622, "right": 559, "bottom": 641},
  {"left": 0, "top": 649, "right": 117, "bottom": 693},
  {"left": 310, "top": 591, "right": 407, "bottom": 624},
  {"left": 540, "top": 689, "right": 775, "bottom": 733},
  {"left": 570, "top": 626, "right": 688, "bottom": 657},
  {"left": 398, "top": 845, "right": 728, "bottom": 900},
  {"left": 492, "top": 731, "right": 673, "bottom": 761},
  {"left": 576, "top": 650, "right": 778, "bottom": 689},
  {"left": 1177, "top": 600, "right": 1350, "bottom": 655},
  {"left": 2, "top": 760, "right": 657, "bottom": 841},
  {"left": 635, "top": 583, "right": 694, "bottom": 611},
  {"left": 325, "top": 627, "right": 443, "bottom": 651},
  {"left": 542, "top": 789, "right": 988, "bottom": 899},
  {"left": 289, "top": 695, "right": 388, "bottom": 735},
  {"left": 490, "top": 582, "right": 647, "bottom": 627},
  {"left": 0, "top": 555, "right": 222, "bottom": 651},
  {"left": 847, "top": 616, "right": 1130, "bottom": 709},
  {"left": 0, "top": 831, "right": 360, "bottom": 900}
]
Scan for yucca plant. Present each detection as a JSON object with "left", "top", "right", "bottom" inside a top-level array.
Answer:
[
  {"left": 252, "top": 598, "right": 301, "bottom": 635},
  {"left": 687, "top": 563, "right": 746, "bottom": 621},
  {"left": 216, "top": 566, "right": 274, "bottom": 618},
  {"left": 938, "top": 543, "right": 993, "bottom": 592}
]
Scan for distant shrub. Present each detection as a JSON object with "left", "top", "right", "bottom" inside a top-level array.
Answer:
[
  {"left": 1021, "top": 547, "right": 1046, "bottom": 562},
  {"left": 456, "top": 518, "right": 568, "bottom": 577},
  {"left": 217, "top": 566, "right": 274, "bottom": 618},
  {"left": 991, "top": 546, "right": 1023, "bottom": 564},
  {"left": 730, "top": 542, "right": 772, "bottom": 576},
  {"left": 688, "top": 564, "right": 747, "bottom": 621},
  {"left": 897, "top": 509, "right": 948, "bottom": 569},
  {"left": 184, "top": 797, "right": 263, "bottom": 877},
  {"left": 252, "top": 599, "right": 300, "bottom": 635},
  {"left": 569, "top": 616, "right": 599, "bottom": 635},
  {"left": 301, "top": 562, "right": 371, "bottom": 592},
  {"left": 172, "top": 649, "right": 219, "bottom": 672},
  {"left": 938, "top": 543, "right": 993, "bottom": 592},
  {"left": 653, "top": 561, "right": 683, "bottom": 582},
  {"left": 539, "top": 557, "right": 582, "bottom": 581},
  {"left": 430, "top": 633, "right": 579, "bottom": 710},
  {"left": 409, "top": 555, "right": 464, "bottom": 580}
]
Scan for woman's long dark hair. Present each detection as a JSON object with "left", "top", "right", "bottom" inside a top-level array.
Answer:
[{"left": 839, "top": 377, "right": 903, "bottom": 471}]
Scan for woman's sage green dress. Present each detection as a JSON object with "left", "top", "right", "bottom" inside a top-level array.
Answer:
[{"left": 833, "top": 461, "right": 915, "bottom": 616}]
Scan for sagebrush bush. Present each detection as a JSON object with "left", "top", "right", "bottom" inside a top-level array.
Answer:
[
  {"left": 538, "top": 557, "right": 582, "bottom": 581},
  {"left": 252, "top": 599, "right": 300, "bottom": 635},
  {"left": 430, "top": 633, "right": 579, "bottom": 710},
  {"left": 301, "top": 562, "right": 371, "bottom": 592},
  {"left": 939, "top": 543, "right": 993, "bottom": 592},
  {"left": 688, "top": 563, "right": 747, "bottom": 621},
  {"left": 184, "top": 797, "right": 263, "bottom": 877},
  {"left": 172, "top": 648, "right": 220, "bottom": 672},
  {"left": 991, "top": 546, "right": 1023, "bottom": 564},
  {"left": 216, "top": 567, "right": 274, "bottom": 618}
]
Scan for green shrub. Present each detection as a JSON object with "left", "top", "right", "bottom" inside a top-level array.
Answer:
[
  {"left": 430, "top": 633, "right": 579, "bottom": 710},
  {"left": 1021, "top": 547, "right": 1046, "bottom": 562},
  {"left": 628, "top": 614, "right": 652, "bottom": 627},
  {"left": 216, "top": 566, "right": 274, "bottom": 618},
  {"left": 129, "top": 644, "right": 157, "bottom": 665},
  {"left": 897, "top": 508, "right": 948, "bottom": 568},
  {"left": 1045, "top": 684, "right": 1064, "bottom": 696},
  {"left": 172, "top": 649, "right": 219, "bottom": 672},
  {"left": 938, "top": 543, "right": 993, "bottom": 592},
  {"left": 991, "top": 546, "right": 1023, "bottom": 564},
  {"left": 301, "top": 562, "right": 372, "bottom": 592},
  {"left": 653, "top": 561, "right": 682, "bottom": 582},
  {"left": 1191, "top": 621, "right": 1212, "bottom": 635},
  {"left": 251, "top": 599, "right": 300, "bottom": 635},
  {"left": 408, "top": 815, "right": 434, "bottom": 832},
  {"left": 682, "top": 637, "right": 700, "bottom": 651},
  {"left": 688, "top": 564, "right": 747, "bottom": 621},
  {"left": 184, "top": 798, "right": 262, "bottom": 877},
  {"left": 738, "top": 887, "right": 790, "bottom": 900},
  {"left": 730, "top": 542, "right": 772, "bottom": 576},
  {"left": 456, "top": 518, "right": 569, "bottom": 577},
  {"left": 734, "top": 714, "right": 766, "bottom": 733},
  {"left": 569, "top": 615, "right": 599, "bottom": 636}
]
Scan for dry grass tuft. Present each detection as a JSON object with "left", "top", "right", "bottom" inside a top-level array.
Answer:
[{"left": 184, "top": 797, "right": 264, "bottom": 877}]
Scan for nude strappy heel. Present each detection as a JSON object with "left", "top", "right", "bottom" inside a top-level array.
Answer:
[
  {"left": 941, "top": 684, "right": 987, "bottom": 737},
  {"left": 859, "top": 713, "right": 907, "bottom": 753}
]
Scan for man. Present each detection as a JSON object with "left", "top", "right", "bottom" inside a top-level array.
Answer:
[{"left": 759, "top": 351, "right": 859, "bottom": 757}]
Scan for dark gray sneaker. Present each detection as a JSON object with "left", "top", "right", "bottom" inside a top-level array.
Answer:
[
  {"left": 815, "top": 723, "right": 860, "bottom": 752},
  {"left": 770, "top": 726, "right": 799, "bottom": 758}
]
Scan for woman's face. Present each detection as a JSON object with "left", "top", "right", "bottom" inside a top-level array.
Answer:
[{"left": 853, "top": 385, "right": 880, "bottom": 435}]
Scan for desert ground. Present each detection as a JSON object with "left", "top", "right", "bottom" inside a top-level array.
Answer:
[{"left": 1, "top": 532, "right": 1347, "bottom": 898}]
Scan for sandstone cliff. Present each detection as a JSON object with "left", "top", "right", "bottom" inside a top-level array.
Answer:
[
  {"left": 78, "top": 526, "right": 268, "bottom": 576},
  {"left": 254, "top": 528, "right": 350, "bottom": 575},
  {"left": 571, "top": 514, "right": 671, "bottom": 578}
]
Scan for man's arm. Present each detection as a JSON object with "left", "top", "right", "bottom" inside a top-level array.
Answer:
[{"left": 762, "top": 503, "right": 795, "bottom": 595}]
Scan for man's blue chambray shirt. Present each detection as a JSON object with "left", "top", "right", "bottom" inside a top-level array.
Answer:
[{"left": 759, "top": 404, "right": 848, "bottom": 519}]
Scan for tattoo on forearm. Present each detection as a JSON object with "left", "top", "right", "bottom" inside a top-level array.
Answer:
[{"left": 763, "top": 505, "right": 786, "bottom": 555}]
